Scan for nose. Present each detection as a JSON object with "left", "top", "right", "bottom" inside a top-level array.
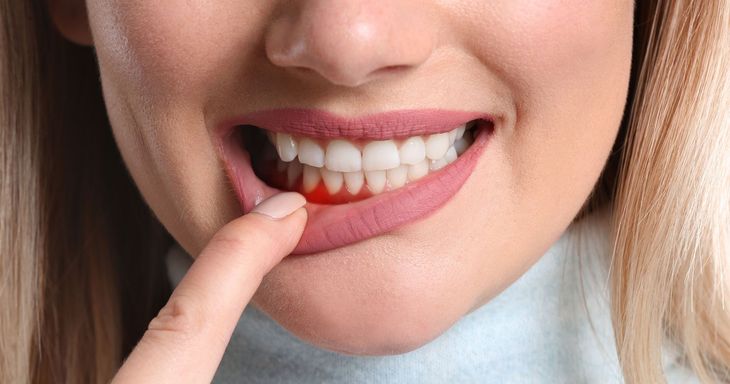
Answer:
[{"left": 265, "top": 0, "right": 437, "bottom": 87}]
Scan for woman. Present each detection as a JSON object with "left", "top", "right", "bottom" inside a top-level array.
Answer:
[{"left": 1, "top": 0, "right": 728, "bottom": 382}]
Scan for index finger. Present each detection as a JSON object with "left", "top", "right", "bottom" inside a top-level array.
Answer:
[{"left": 112, "top": 192, "right": 308, "bottom": 383}]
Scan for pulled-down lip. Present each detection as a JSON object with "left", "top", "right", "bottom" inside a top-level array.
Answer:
[{"left": 213, "top": 109, "right": 495, "bottom": 255}]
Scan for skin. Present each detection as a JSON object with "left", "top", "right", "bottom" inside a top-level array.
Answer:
[{"left": 51, "top": 0, "right": 634, "bottom": 379}]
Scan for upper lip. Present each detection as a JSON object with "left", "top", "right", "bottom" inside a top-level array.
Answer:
[{"left": 216, "top": 108, "right": 495, "bottom": 140}]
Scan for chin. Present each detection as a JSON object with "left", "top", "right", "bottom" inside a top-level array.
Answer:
[
  {"left": 250, "top": 234, "right": 478, "bottom": 356},
  {"left": 251, "top": 290, "right": 467, "bottom": 356}
]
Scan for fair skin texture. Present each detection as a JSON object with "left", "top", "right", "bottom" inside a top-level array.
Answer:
[{"left": 51, "top": 0, "right": 634, "bottom": 381}]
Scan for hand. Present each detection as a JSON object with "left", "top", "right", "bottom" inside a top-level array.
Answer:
[{"left": 111, "top": 192, "right": 308, "bottom": 383}]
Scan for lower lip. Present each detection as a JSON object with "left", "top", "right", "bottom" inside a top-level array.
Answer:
[{"left": 217, "top": 122, "right": 493, "bottom": 255}]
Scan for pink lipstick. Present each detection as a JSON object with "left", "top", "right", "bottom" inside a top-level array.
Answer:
[{"left": 214, "top": 109, "right": 495, "bottom": 254}]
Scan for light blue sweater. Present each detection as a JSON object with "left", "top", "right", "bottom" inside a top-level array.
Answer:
[{"left": 166, "top": 206, "right": 701, "bottom": 383}]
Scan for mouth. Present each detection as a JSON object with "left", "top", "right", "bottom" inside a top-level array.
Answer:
[{"left": 215, "top": 109, "right": 495, "bottom": 255}]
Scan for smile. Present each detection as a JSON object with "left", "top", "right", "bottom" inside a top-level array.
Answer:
[{"left": 215, "top": 109, "right": 495, "bottom": 254}]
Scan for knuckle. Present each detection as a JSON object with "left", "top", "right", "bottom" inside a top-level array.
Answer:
[
  {"left": 212, "top": 221, "right": 279, "bottom": 254},
  {"left": 144, "top": 295, "right": 206, "bottom": 345},
  {"left": 210, "top": 231, "right": 251, "bottom": 253}
]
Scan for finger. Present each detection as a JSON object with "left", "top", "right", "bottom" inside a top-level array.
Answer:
[{"left": 112, "top": 192, "right": 308, "bottom": 384}]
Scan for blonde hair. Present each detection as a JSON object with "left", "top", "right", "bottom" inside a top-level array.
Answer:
[
  {"left": 610, "top": 0, "right": 730, "bottom": 382},
  {"left": 1, "top": 2, "right": 172, "bottom": 382},
  {"left": 0, "top": 0, "right": 727, "bottom": 382}
]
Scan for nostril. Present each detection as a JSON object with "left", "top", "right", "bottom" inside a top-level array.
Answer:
[
  {"left": 369, "top": 64, "right": 414, "bottom": 80},
  {"left": 375, "top": 64, "right": 411, "bottom": 75},
  {"left": 382, "top": 65, "right": 410, "bottom": 72}
]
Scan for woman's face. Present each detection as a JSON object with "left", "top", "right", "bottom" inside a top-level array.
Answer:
[{"left": 58, "top": 1, "right": 633, "bottom": 353}]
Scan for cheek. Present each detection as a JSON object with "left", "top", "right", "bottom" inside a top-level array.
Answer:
[
  {"left": 86, "top": 1, "right": 256, "bottom": 251},
  {"left": 87, "top": 1, "right": 269, "bottom": 102},
  {"left": 88, "top": 1, "right": 211, "bottom": 98},
  {"left": 469, "top": 0, "right": 633, "bottom": 208}
]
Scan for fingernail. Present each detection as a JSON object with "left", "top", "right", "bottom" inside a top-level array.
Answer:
[{"left": 251, "top": 192, "right": 307, "bottom": 219}]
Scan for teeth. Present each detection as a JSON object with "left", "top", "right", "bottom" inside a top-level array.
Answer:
[
  {"left": 302, "top": 165, "right": 321, "bottom": 193},
  {"left": 429, "top": 157, "right": 449, "bottom": 171},
  {"left": 386, "top": 165, "right": 408, "bottom": 188},
  {"left": 445, "top": 147, "right": 458, "bottom": 164},
  {"left": 456, "top": 125, "right": 466, "bottom": 140},
  {"left": 276, "top": 133, "right": 298, "bottom": 162},
  {"left": 261, "top": 121, "right": 478, "bottom": 196},
  {"left": 365, "top": 170, "right": 387, "bottom": 194},
  {"left": 344, "top": 171, "right": 364, "bottom": 195},
  {"left": 398, "top": 136, "right": 426, "bottom": 165},
  {"left": 325, "top": 140, "right": 362, "bottom": 172},
  {"left": 298, "top": 138, "right": 325, "bottom": 167},
  {"left": 362, "top": 140, "right": 400, "bottom": 171},
  {"left": 454, "top": 135, "right": 473, "bottom": 155},
  {"left": 425, "top": 132, "right": 450, "bottom": 160},
  {"left": 320, "top": 168, "right": 344, "bottom": 194},
  {"left": 286, "top": 161, "right": 303, "bottom": 187},
  {"left": 408, "top": 160, "right": 429, "bottom": 181}
]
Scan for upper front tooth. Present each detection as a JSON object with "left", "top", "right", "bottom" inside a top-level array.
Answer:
[
  {"left": 298, "top": 138, "right": 325, "bottom": 167},
  {"left": 398, "top": 136, "right": 426, "bottom": 165},
  {"left": 425, "top": 133, "right": 450, "bottom": 160},
  {"left": 325, "top": 140, "right": 362, "bottom": 172},
  {"left": 362, "top": 140, "right": 400, "bottom": 171},
  {"left": 276, "top": 133, "right": 298, "bottom": 162}
]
